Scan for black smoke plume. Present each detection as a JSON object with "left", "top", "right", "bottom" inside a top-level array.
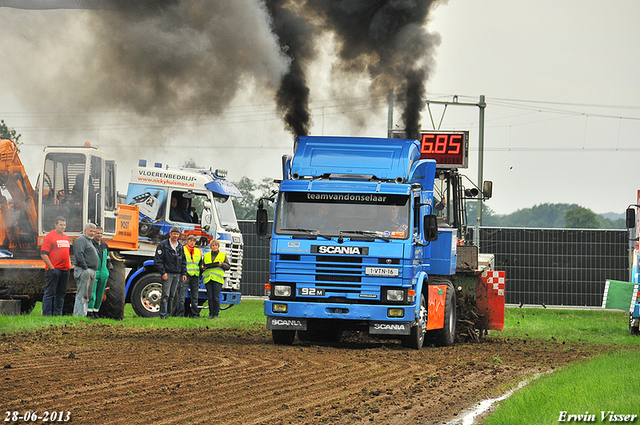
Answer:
[
  {"left": 302, "top": 0, "right": 442, "bottom": 138},
  {"left": 2, "top": 0, "right": 443, "bottom": 138},
  {"left": 263, "top": 0, "right": 442, "bottom": 137},
  {"left": 265, "top": 0, "right": 316, "bottom": 136}
]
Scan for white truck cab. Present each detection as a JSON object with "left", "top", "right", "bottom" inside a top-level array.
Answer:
[{"left": 125, "top": 160, "right": 243, "bottom": 293}]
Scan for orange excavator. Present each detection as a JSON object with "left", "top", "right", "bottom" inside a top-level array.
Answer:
[
  {"left": 0, "top": 138, "right": 138, "bottom": 317},
  {"left": 0, "top": 139, "right": 38, "bottom": 251}
]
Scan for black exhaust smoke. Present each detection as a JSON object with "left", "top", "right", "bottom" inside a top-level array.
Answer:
[
  {"left": 4, "top": 0, "right": 444, "bottom": 138},
  {"left": 301, "top": 0, "right": 442, "bottom": 138},
  {"left": 265, "top": 0, "right": 316, "bottom": 137}
]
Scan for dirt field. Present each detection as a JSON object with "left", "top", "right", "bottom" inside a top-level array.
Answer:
[{"left": 1, "top": 324, "right": 597, "bottom": 425}]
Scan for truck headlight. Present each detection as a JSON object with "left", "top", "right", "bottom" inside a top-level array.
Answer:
[
  {"left": 386, "top": 289, "right": 404, "bottom": 302},
  {"left": 274, "top": 285, "right": 292, "bottom": 297}
]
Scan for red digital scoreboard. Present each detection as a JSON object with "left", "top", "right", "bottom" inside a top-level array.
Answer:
[
  {"left": 418, "top": 131, "right": 469, "bottom": 168},
  {"left": 389, "top": 130, "right": 470, "bottom": 168}
]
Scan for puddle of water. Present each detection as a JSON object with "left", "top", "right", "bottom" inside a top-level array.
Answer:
[{"left": 446, "top": 373, "right": 546, "bottom": 425}]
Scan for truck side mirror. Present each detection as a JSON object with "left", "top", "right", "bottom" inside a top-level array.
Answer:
[
  {"left": 423, "top": 214, "right": 438, "bottom": 242},
  {"left": 483, "top": 181, "right": 493, "bottom": 199},
  {"left": 256, "top": 206, "right": 269, "bottom": 237},
  {"left": 626, "top": 208, "right": 636, "bottom": 229}
]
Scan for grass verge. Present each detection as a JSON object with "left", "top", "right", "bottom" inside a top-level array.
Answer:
[
  {"left": 498, "top": 307, "right": 640, "bottom": 346},
  {"left": 482, "top": 307, "right": 640, "bottom": 423},
  {"left": 483, "top": 349, "right": 640, "bottom": 425}
]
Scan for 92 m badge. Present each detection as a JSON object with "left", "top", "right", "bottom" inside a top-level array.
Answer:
[{"left": 298, "top": 288, "right": 325, "bottom": 296}]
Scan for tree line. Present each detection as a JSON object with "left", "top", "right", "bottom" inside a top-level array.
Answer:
[{"left": 467, "top": 201, "right": 624, "bottom": 229}]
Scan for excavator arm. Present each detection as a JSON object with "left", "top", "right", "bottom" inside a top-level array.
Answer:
[{"left": 0, "top": 139, "right": 38, "bottom": 249}]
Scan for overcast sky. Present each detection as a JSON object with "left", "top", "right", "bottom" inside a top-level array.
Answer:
[{"left": 1, "top": 0, "right": 639, "bottom": 216}]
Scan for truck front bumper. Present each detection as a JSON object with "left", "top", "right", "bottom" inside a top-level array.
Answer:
[{"left": 265, "top": 300, "right": 415, "bottom": 335}]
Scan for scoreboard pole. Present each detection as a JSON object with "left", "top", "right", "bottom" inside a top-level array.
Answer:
[
  {"left": 477, "top": 95, "right": 486, "bottom": 246},
  {"left": 387, "top": 95, "right": 487, "bottom": 245}
]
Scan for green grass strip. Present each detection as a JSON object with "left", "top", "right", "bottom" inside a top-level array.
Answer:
[
  {"left": 499, "top": 308, "right": 640, "bottom": 346},
  {"left": 484, "top": 349, "right": 640, "bottom": 424},
  {"left": 0, "top": 299, "right": 266, "bottom": 333}
]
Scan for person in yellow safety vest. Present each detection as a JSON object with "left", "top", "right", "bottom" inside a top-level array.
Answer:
[
  {"left": 200, "top": 239, "right": 230, "bottom": 319},
  {"left": 175, "top": 235, "right": 202, "bottom": 317}
]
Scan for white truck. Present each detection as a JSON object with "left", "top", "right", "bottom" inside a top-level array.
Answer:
[{"left": 121, "top": 160, "right": 244, "bottom": 317}]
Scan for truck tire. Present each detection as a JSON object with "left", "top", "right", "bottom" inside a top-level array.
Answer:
[
  {"left": 432, "top": 281, "right": 457, "bottom": 347},
  {"left": 99, "top": 259, "right": 126, "bottom": 320},
  {"left": 131, "top": 273, "right": 163, "bottom": 318},
  {"left": 401, "top": 291, "right": 427, "bottom": 349},
  {"left": 272, "top": 330, "right": 296, "bottom": 345}
]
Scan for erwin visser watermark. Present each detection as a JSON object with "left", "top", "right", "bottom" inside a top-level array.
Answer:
[{"left": 558, "top": 411, "right": 638, "bottom": 422}]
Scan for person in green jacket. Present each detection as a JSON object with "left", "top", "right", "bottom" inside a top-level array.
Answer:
[{"left": 88, "top": 226, "right": 111, "bottom": 319}]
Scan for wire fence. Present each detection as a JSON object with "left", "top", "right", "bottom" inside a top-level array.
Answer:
[
  {"left": 481, "top": 227, "right": 629, "bottom": 306},
  {"left": 238, "top": 221, "right": 630, "bottom": 306}
]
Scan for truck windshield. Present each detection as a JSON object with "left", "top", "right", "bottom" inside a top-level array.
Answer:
[
  {"left": 214, "top": 195, "right": 240, "bottom": 231},
  {"left": 274, "top": 192, "right": 410, "bottom": 240}
]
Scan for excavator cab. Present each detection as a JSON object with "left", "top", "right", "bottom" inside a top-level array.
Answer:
[{"left": 38, "top": 146, "right": 117, "bottom": 236}]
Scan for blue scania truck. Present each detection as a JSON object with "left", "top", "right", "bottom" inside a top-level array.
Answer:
[{"left": 257, "top": 134, "right": 505, "bottom": 349}]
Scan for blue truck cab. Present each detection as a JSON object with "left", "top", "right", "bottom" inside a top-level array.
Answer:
[{"left": 258, "top": 135, "right": 465, "bottom": 349}]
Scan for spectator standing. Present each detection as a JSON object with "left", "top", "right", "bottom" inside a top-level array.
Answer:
[
  {"left": 73, "top": 223, "right": 99, "bottom": 317},
  {"left": 40, "top": 216, "right": 71, "bottom": 316},
  {"left": 201, "top": 239, "right": 230, "bottom": 319},
  {"left": 87, "top": 226, "right": 111, "bottom": 319},
  {"left": 175, "top": 235, "right": 202, "bottom": 317},
  {"left": 154, "top": 226, "right": 187, "bottom": 319}
]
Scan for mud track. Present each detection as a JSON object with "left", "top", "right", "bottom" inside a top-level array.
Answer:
[{"left": 1, "top": 325, "right": 596, "bottom": 424}]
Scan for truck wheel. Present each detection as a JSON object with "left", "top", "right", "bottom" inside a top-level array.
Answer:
[
  {"left": 99, "top": 259, "right": 126, "bottom": 320},
  {"left": 272, "top": 330, "right": 296, "bottom": 345},
  {"left": 432, "top": 281, "right": 457, "bottom": 347},
  {"left": 402, "top": 291, "right": 427, "bottom": 349},
  {"left": 131, "top": 273, "right": 163, "bottom": 318}
]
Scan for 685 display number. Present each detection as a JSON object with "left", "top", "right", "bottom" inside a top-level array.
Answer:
[
  {"left": 418, "top": 131, "right": 469, "bottom": 168},
  {"left": 4, "top": 411, "right": 71, "bottom": 422}
]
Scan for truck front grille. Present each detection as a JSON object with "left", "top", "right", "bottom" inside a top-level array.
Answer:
[
  {"left": 275, "top": 252, "right": 402, "bottom": 298},
  {"left": 225, "top": 242, "right": 243, "bottom": 290}
]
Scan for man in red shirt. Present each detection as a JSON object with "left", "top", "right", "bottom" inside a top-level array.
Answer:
[{"left": 40, "top": 216, "right": 71, "bottom": 316}]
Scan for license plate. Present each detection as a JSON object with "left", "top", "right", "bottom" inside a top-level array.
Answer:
[
  {"left": 365, "top": 267, "right": 399, "bottom": 277},
  {"left": 298, "top": 287, "right": 325, "bottom": 296}
]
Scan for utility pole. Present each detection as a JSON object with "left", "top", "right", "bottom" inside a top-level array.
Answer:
[{"left": 477, "top": 95, "right": 486, "bottom": 231}]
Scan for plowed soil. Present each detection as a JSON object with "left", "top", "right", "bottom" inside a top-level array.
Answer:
[{"left": 1, "top": 325, "right": 597, "bottom": 425}]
